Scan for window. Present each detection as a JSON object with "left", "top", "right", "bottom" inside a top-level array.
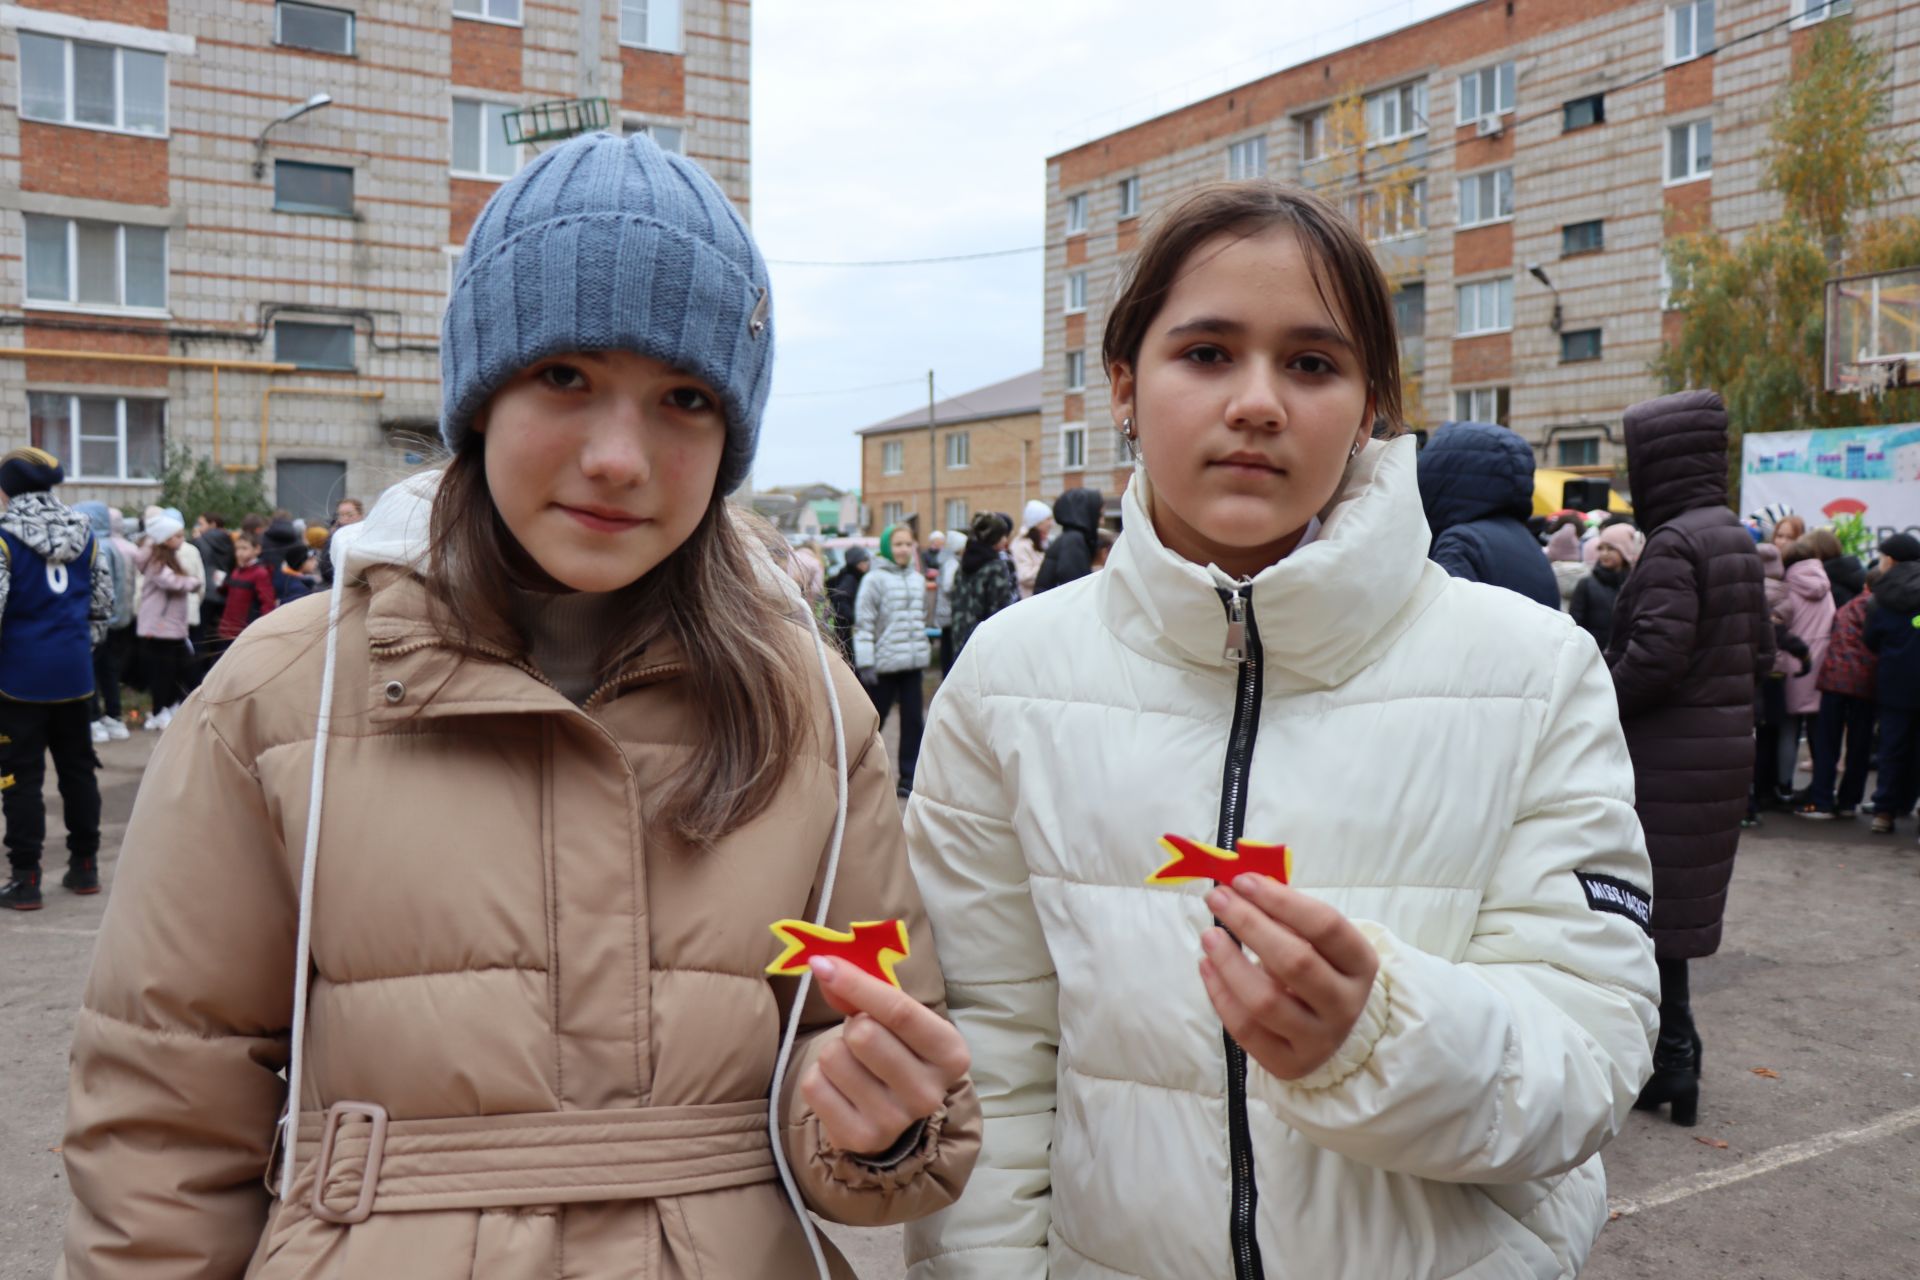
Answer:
[
  {"left": 1557, "top": 437, "right": 1601, "bottom": 467},
  {"left": 1118, "top": 177, "right": 1141, "bottom": 220},
  {"left": 1300, "top": 111, "right": 1326, "bottom": 161},
  {"left": 1366, "top": 81, "right": 1427, "bottom": 143},
  {"left": 1793, "top": 0, "right": 1852, "bottom": 25},
  {"left": 1659, "top": 258, "right": 1678, "bottom": 310},
  {"left": 619, "top": 0, "right": 682, "bottom": 51},
  {"left": 24, "top": 215, "right": 166, "bottom": 311},
  {"left": 1668, "top": 0, "right": 1715, "bottom": 62},
  {"left": 944, "top": 498, "right": 969, "bottom": 530},
  {"left": 274, "top": 320, "right": 355, "bottom": 370},
  {"left": 945, "top": 431, "right": 971, "bottom": 469},
  {"left": 1393, "top": 283, "right": 1426, "bottom": 338},
  {"left": 454, "top": 0, "right": 522, "bottom": 23},
  {"left": 18, "top": 33, "right": 166, "bottom": 135},
  {"left": 1560, "top": 328, "right": 1603, "bottom": 363},
  {"left": 29, "top": 392, "right": 165, "bottom": 481},
  {"left": 1563, "top": 94, "right": 1605, "bottom": 131},
  {"left": 1063, "top": 424, "right": 1087, "bottom": 470},
  {"left": 1227, "top": 135, "right": 1267, "bottom": 180},
  {"left": 1382, "top": 180, "right": 1427, "bottom": 238},
  {"left": 277, "top": 2, "right": 354, "bottom": 54},
  {"left": 623, "top": 120, "right": 684, "bottom": 153},
  {"left": 1563, "top": 219, "right": 1605, "bottom": 255},
  {"left": 1065, "top": 270, "right": 1088, "bottom": 314},
  {"left": 452, "top": 98, "right": 518, "bottom": 179},
  {"left": 1066, "top": 193, "right": 1088, "bottom": 235},
  {"left": 1456, "top": 277, "right": 1514, "bottom": 336},
  {"left": 1458, "top": 61, "right": 1516, "bottom": 124},
  {"left": 1066, "top": 349, "right": 1086, "bottom": 392},
  {"left": 1667, "top": 119, "right": 1712, "bottom": 182},
  {"left": 881, "top": 440, "right": 904, "bottom": 475},
  {"left": 1453, "top": 386, "right": 1511, "bottom": 426},
  {"left": 1456, "top": 168, "right": 1513, "bottom": 227},
  {"left": 881, "top": 501, "right": 905, "bottom": 527},
  {"left": 274, "top": 160, "right": 354, "bottom": 215}
]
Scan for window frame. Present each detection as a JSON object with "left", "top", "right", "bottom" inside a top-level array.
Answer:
[
  {"left": 16, "top": 32, "right": 168, "bottom": 138},
  {"left": 1791, "top": 0, "right": 1852, "bottom": 27},
  {"left": 1065, "top": 349, "right": 1087, "bottom": 392},
  {"left": 1299, "top": 111, "right": 1326, "bottom": 162},
  {"left": 880, "top": 500, "right": 905, "bottom": 527},
  {"left": 1062, "top": 422, "right": 1088, "bottom": 471},
  {"left": 1065, "top": 193, "right": 1089, "bottom": 236},
  {"left": 1562, "top": 219, "right": 1605, "bottom": 256},
  {"left": 1559, "top": 328, "right": 1604, "bottom": 363},
  {"left": 1556, "top": 435, "right": 1603, "bottom": 468},
  {"left": 28, "top": 391, "right": 167, "bottom": 483},
  {"left": 1393, "top": 282, "right": 1427, "bottom": 339},
  {"left": 452, "top": 0, "right": 524, "bottom": 27},
  {"left": 880, "top": 440, "right": 904, "bottom": 476},
  {"left": 1365, "top": 80, "right": 1429, "bottom": 145},
  {"left": 275, "top": 1, "right": 356, "bottom": 56},
  {"left": 273, "top": 159, "right": 355, "bottom": 216},
  {"left": 1065, "top": 270, "right": 1088, "bottom": 315},
  {"left": 1457, "top": 61, "right": 1516, "bottom": 126},
  {"left": 1452, "top": 386, "right": 1511, "bottom": 427},
  {"left": 1666, "top": 0, "right": 1715, "bottom": 64},
  {"left": 618, "top": 0, "right": 683, "bottom": 53},
  {"left": 621, "top": 118, "right": 685, "bottom": 154},
  {"left": 1456, "top": 167, "right": 1514, "bottom": 229},
  {"left": 273, "top": 319, "right": 357, "bottom": 371},
  {"left": 22, "top": 214, "right": 169, "bottom": 316},
  {"left": 1455, "top": 276, "right": 1514, "bottom": 337},
  {"left": 1563, "top": 93, "right": 1606, "bottom": 132},
  {"left": 451, "top": 97, "right": 521, "bottom": 181},
  {"left": 1665, "top": 118, "right": 1713, "bottom": 185},
  {"left": 1226, "top": 134, "right": 1268, "bottom": 180},
  {"left": 1118, "top": 176, "right": 1141, "bottom": 220},
  {"left": 944, "top": 430, "right": 971, "bottom": 470},
  {"left": 944, "top": 497, "right": 969, "bottom": 530}
]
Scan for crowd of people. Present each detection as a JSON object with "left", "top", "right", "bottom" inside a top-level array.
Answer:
[{"left": 5, "top": 134, "right": 1918, "bottom": 1279}]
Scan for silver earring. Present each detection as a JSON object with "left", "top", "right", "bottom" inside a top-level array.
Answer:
[
  {"left": 1120, "top": 417, "right": 1140, "bottom": 461},
  {"left": 1122, "top": 416, "right": 1136, "bottom": 440},
  {"left": 1349, "top": 438, "right": 1364, "bottom": 461}
]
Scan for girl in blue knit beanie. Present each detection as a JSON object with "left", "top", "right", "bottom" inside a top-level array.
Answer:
[{"left": 59, "top": 132, "right": 977, "bottom": 1280}]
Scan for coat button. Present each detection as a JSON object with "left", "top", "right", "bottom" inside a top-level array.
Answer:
[{"left": 383, "top": 680, "right": 405, "bottom": 704}]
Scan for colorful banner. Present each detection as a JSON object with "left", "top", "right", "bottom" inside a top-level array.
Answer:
[{"left": 1740, "top": 424, "right": 1920, "bottom": 541}]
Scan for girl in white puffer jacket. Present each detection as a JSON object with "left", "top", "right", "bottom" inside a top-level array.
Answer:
[{"left": 903, "top": 183, "right": 1659, "bottom": 1280}]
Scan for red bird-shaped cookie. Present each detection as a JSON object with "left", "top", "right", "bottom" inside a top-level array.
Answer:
[
  {"left": 1147, "top": 834, "right": 1293, "bottom": 887},
  {"left": 766, "top": 918, "right": 911, "bottom": 989}
]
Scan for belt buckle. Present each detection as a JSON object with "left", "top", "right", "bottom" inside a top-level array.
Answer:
[{"left": 309, "top": 1101, "right": 389, "bottom": 1225}]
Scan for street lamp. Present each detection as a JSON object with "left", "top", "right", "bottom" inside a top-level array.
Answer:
[
  {"left": 1526, "top": 262, "right": 1563, "bottom": 333},
  {"left": 253, "top": 93, "right": 334, "bottom": 178}
]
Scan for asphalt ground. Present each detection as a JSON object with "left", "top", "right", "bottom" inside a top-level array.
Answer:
[{"left": 3, "top": 716, "right": 1916, "bottom": 1279}]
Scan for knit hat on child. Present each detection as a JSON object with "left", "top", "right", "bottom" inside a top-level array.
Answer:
[
  {"left": 0, "top": 447, "right": 63, "bottom": 497},
  {"left": 440, "top": 131, "right": 773, "bottom": 495}
]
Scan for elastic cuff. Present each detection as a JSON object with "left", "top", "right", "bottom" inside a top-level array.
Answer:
[
  {"left": 848, "top": 1119, "right": 928, "bottom": 1171},
  {"left": 812, "top": 1106, "right": 948, "bottom": 1192},
  {"left": 1286, "top": 930, "right": 1394, "bottom": 1092}
]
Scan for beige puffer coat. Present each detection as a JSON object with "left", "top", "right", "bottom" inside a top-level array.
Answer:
[{"left": 59, "top": 479, "right": 980, "bottom": 1279}]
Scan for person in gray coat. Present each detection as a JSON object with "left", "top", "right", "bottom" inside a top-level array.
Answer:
[{"left": 854, "top": 523, "right": 930, "bottom": 796}]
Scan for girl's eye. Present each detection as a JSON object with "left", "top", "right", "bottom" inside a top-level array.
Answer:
[
  {"left": 667, "top": 386, "right": 716, "bottom": 413},
  {"left": 539, "top": 364, "right": 587, "bottom": 391},
  {"left": 1292, "top": 354, "right": 1338, "bottom": 376},
  {"left": 1183, "top": 345, "right": 1229, "bottom": 366}
]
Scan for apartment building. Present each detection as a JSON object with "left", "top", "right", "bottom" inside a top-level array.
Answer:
[
  {"left": 1041, "top": 0, "right": 1916, "bottom": 503},
  {"left": 858, "top": 369, "right": 1042, "bottom": 536},
  {"left": 0, "top": 0, "right": 749, "bottom": 521}
]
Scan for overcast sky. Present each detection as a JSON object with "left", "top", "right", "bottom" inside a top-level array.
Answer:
[{"left": 746, "top": 0, "right": 1466, "bottom": 491}]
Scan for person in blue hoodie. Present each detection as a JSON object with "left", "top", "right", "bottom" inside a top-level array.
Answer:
[{"left": 1415, "top": 421, "right": 1561, "bottom": 609}]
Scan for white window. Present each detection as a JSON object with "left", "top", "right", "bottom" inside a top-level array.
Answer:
[
  {"left": 880, "top": 500, "right": 905, "bottom": 527},
  {"left": 623, "top": 120, "right": 685, "bottom": 153},
  {"left": 24, "top": 215, "right": 166, "bottom": 312},
  {"left": 1227, "top": 135, "right": 1267, "bottom": 180},
  {"left": 1456, "top": 168, "right": 1514, "bottom": 227},
  {"left": 881, "top": 440, "right": 904, "bottom": 475},
  {"left": 28, "top": 392, "right": 165, "bottom": 481},
  {"left": 1453, "top": 386, "right": 1511, "bottom": 425},
  {"left": 277, "top": 2, "right": 355, "bottom": 55},
  {"left": 1666, "top": 118, "right": 1712, "bottom": 183},
  {"left": 1065, "top": 349, "right": 1086, "bottom": 392},
  {"left": 1793, "top": 0, "right": 1852, "bottom": 25},
  {"left": 1062, "top": 423, "right": 1087, "bottom": 470},
  {"left": 18, "top": 33, "right": 166, "bottom": 135},
  {"left": 452, "top": 98, "right": 519, "bottom": 179},
  {"left": 1119, "top": 177, "right": 1141, "bottom": 219},
  {"left": 619, "top": 0, "right": 682, "bottom": 52},
  {"left": 454, "top": 0, "right": 522, "bottom": 23},
  {"left": 944, "top": 498, "right": 969, "bottom": 529},
  {"left": 1668, "top": 0, "right": 1715, "bottom": 63},
  {"left": 274, "top": 160, "right": 353, "bottom": 215},
  {"left": 1366, "top": 80, "right": 1428, "bottom": 143},
  {"left": 1066, "top": 193, "right": 1088, "bottom": 235},
  {"left": 274, "top": 320, "right": 355, "bottom": 370},
  {"left": 1300, "top": 111, "right": 1326, "bottom": 161},
  {"left": 1381, "top": 180, "right": 1427, "bottom": 239},
  {"left": 945, "top": 431, "right": 971, "bottom": 469},
  {"left": 1457, "top": 61, "right": 1515, "bottom": 125},
  {"left": 1456, "top": 277, "right": 1514, "bottom": 336},
  {"left": 1065, "top": 270, "right": 1088, "bottom": 314}
]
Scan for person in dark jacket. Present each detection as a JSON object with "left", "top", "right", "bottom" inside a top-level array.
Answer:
[
  {"left": 950, "top": 511, "right": 1017, "bottom": 659},
  {"left": 275, "top": 544, "right": 319, "bottom": 604},
  {"left": 189, "top": 516, "right": 234, "bottom": 692},
  {"left": 1802, "top": 573, "right": 1878, "bottom": 820},
  {"left": 1864, "top": 534, "right": 1920, "bottom": 835},
  {"left": 259, "top": 512, "right": 302, "bottom": 575},
  {"left": 1603, "top": 390, "right": 1771, "bottom": 1127},
  {"left": 1415, "top": 421, "right": 1560, "bottom": 609},
  {"left": 1806, "top": 527, "right": 1867, "bottom": 609},
  {"left": 1033, "top": 487, "right": 1104, "bottom": 594},
  {"left": 825, "top": 544, "right": 871, "bottom": 661},
  {"left": 1569, "top": 532, "right": 1630, "bottom": 648}
]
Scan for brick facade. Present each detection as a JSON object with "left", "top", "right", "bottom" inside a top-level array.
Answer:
[
  {"left": 0, "top": 1, "right": 750, "bottom": 517},
  {"left": 857, "top": 374, "right": 1043, "bottom": 536}
]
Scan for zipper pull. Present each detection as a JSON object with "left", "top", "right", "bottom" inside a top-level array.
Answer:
[{"left": 1224, "top": 588, "right": 1248, "bottom": 664}]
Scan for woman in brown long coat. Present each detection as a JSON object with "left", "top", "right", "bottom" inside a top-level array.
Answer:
[
  {"left": 59, "top": 131, "right": 978, "bottom": 1280},
  {"left": 1605, "top": 390, "right": 1772, "bottom": 1126}
]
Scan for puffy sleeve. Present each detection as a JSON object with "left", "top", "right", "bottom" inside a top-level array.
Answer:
[{"left": 1607, "top": 536, "right": 1699, "bottom": 717}]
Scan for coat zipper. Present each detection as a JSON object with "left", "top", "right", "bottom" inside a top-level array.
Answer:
[{"left": 1217, "top": 579, "right": 1266, "bottom": 1280}]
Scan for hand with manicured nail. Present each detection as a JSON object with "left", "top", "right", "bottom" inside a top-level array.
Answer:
[
  {"left": 1198, "top": 874, "right": 1379, "bottom": 1081},
  {"left": 800, "top": 956, "right": 972, "bottom": 1156}
]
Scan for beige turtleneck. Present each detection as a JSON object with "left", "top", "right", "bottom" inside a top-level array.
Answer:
[{"left": 506, "top": 585, "right": 626, "bottom": 705}]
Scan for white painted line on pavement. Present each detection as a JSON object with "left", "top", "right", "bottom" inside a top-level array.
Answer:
[
  {"left": 1609, "top": 1102, "right": 1920, "bottom": 1220},
  {"left": 3, "top": 924, "right": 99, "bottom": 939}
]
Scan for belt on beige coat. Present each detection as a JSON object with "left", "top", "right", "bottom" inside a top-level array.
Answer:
[{"left": 289, "top": 1098, "right": 778, "bottom": 1225}]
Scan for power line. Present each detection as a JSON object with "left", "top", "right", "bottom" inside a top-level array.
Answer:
[{"left": 767, "top": 245, "right": 1042, "bottom": 268}]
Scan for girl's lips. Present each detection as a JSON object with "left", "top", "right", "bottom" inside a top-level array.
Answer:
[{"left": 557, "top": 504, "right": 647, "bottom": 533}]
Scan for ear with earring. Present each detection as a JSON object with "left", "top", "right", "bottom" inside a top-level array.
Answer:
[{"left": 1121, "top": 416, "right": 1140, "bottom": 461}]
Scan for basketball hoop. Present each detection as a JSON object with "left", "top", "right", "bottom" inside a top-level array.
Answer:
[{"left": 1840, "top": 355, "right": 1913, "bottom": 401}]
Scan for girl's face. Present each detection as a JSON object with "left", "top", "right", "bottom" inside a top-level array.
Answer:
[
  {"left": 479, "top": 350, "right": 727, "bottom": 593},
  {"left": 889, "top": 530, "right": 918, "bottom": 567},
  {"left": 1597, "top": 544, "right": 1625, "bottom": 571},
  {"left": 163, "top": 532, "right": 184, "bottom": 551},
  {"left": 1111, "top": 227, "right": 1371, "bottom": 579}
]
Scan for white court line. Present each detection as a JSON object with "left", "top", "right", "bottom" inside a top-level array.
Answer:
[{"left": 1609, "top": 1103, "right": 1920, "bottom": 1220}]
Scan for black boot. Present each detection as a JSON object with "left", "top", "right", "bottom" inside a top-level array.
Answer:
[
  {"left": 0, "top": 867, "right": 44, "bottom": 911},
  {"left": 1634, "top": 1030, "right": 1701, "bottom": 1126},
  {"left": 62, "top": 859, "right": 100, "bottom": 896}
]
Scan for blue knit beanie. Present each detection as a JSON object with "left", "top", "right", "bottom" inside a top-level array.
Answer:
[{"left": 440, "top": 131, "right": 773, "bottom": 495}]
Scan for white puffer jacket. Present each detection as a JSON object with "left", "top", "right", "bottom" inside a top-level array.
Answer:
[
  {"left": 904, "top": 438, "right": 1658, "bottom": 1280},
  {"left": 855, "top": 557, "right": 931, "bottom": 674}
]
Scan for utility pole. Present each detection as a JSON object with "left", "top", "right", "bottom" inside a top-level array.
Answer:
[{"left": 927, "top": 369, "right": 938, "bottom": 538}]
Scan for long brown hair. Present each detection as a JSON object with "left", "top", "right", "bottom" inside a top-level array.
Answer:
[
  {"left": 1102, "top": 181, "right": 1405, "bottom": 438},
  {"left": 426, "top": 437, "right": 815, "bottom": 847}
]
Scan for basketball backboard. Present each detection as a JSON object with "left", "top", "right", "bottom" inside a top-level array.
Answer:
[{"left": 1827, "top": 267, "right": 1920, "bottom": 396}]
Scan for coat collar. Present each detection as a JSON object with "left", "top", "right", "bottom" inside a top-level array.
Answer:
[{"left": 1095, "top": 436, "right": 1447, "bottom": 691}]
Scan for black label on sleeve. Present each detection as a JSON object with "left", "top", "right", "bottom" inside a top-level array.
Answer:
[{"left": 1574, "top": 872, "right": 1652, "bottom": 933}]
